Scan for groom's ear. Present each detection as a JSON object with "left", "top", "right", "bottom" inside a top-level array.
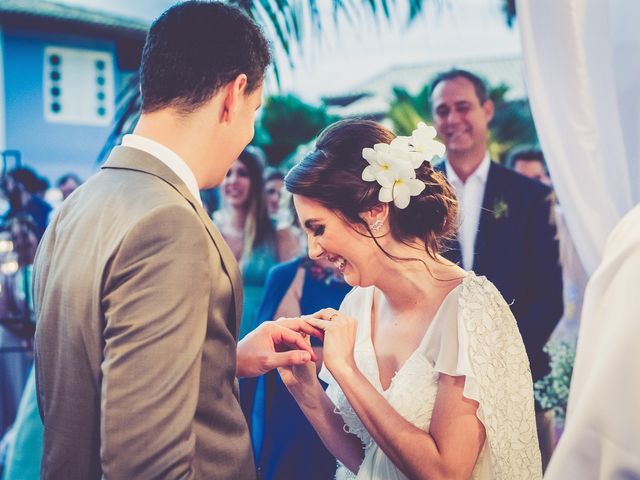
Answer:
[{"left": 220, "top": 74, "right": 249, "bottom": 123}]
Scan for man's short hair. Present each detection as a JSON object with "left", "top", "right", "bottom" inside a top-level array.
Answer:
[
  {"left": 57, "top": 173, "right": 82, "bottom": 188},
  {"left": 507, "top": 147, "right": 547, "bottom": 171},
  {"left": 430, "top": 69, "right": 489, "bottom": 104},
  {"left": 140, "top": 1, "right": 271, "bottom": 114}
]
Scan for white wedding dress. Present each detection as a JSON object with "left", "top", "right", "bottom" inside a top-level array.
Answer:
[{"left": 319, "top": 273, "right": 542, "bottom": 480}]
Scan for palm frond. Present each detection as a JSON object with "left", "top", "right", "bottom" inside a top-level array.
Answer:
[
  {"left": 97, "top": 73, "right": 141, "bottom": 164},
  {"left": 233, "top": 0, "right": 431, "bottom": 58},
  {"left": 251, "top": 0, "right": 292, "bottom": 58},
  {"left": 99, "top": 0, "right": 483, "bottom": 164}
]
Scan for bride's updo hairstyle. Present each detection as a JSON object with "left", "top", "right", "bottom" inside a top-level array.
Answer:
[{"left": 285, "top": 119, "right": 458, "bottom": 261}]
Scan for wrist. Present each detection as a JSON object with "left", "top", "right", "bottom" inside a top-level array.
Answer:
[
  {"left": 329, "top": 360, "right": 359, "bottom": 383},
  {"left": 288, "top": 378, "right": 325, "bottom": 406}
]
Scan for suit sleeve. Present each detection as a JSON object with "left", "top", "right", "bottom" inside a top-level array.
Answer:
[
  {"left": 100, "top": 204, "right": 212, "bottom": 479},
  {"left": 521, "top": 190, "right": 564, "bottom": 382}
]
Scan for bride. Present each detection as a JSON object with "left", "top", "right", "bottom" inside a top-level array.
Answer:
[{"left": 278, "top": 119, "right": 541, "bottom": 479}]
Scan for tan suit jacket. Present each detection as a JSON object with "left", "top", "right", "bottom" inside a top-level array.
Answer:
[{"left": 33, "top": 147, "right": 256, "bottom": 479}]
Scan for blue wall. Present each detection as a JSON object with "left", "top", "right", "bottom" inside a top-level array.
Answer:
[{"left": 3, "top": 28, "right": 127, "bottom": 184}]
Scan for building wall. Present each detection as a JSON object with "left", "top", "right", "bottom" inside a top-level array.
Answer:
[{"left": 3, "top": 27, "right": 127, "bottom": 183}]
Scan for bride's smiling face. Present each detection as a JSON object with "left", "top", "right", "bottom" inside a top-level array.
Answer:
[{"left": 293, "top": 194, "right": 380, "bottom": 287}]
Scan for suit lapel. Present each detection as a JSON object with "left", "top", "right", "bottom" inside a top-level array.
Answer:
[
  {"left": 434, "top": 161, "right": 463, "bottom": 264},
  {"left": 103, "top": 147, "right": 243, "bottom": 338},
  {"left": 474, "top": 162, "right": 500, "bottom": 271},
  {"left": 192, "top": 204, "right": 243, "bottom": 339}
]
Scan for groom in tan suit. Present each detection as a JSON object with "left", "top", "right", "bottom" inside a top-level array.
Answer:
[{"left": 33, "top": 3, "right": 317, "bottom": 479}]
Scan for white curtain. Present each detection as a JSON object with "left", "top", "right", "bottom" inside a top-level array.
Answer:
[{"left": 516, "top": 0, "right": 640, "bottom": 275}]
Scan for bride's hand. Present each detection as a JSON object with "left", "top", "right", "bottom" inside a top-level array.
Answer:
[
  {"left": 236, "top": 317, "right": 323, "bottom": 378},
  {"left": 271, "top": 316, "right": 321, "bottom": 390},
  {"left": 304, "top": 308, "right": 358, "bottom": 376},
  {"left": 277, "top": 350, "right": 319, "bottom": 393}
]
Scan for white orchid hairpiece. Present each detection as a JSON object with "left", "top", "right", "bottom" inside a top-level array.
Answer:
[{"left": 361, "top": 122, "right": 445, "bottom": 209}]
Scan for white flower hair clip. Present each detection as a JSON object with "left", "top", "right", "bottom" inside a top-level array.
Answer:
[{"left": 361, "top": 122, "right": 445, "bottom": 209}]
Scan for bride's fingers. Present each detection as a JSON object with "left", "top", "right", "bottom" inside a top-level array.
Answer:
[
  {"left": 304, "top": 317, "right": 333, "bottom": 331},
  {"left": 310, "top": 308, "right": 340, "bottom": 321},
  {"left": 275, "top": 317, "right": 324, "bottom": 339}
]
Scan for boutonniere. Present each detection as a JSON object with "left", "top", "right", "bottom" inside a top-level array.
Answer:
[{"left": 493, "top": 197, "right": 509, "bottom": 220}]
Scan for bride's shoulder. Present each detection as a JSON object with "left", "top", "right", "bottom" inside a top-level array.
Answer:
[
  {"left": 460, "top": 273, "right": 511, "bottom": 311},
  {"left": 339, "top": 285, "right": 372, "bottom": 317}
]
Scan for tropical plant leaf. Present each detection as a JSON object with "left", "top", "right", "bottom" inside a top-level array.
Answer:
[
  {"left": 99, "top": 0, "right": 518, "bottom": 165},
  {"left": 97, "top": 73, "right": 141, "bottom": 163},
  {"left": 255, "top": 94, "right": 337, "bottom": 166}
]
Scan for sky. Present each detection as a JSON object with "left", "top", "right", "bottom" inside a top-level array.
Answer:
[{"left": 52, "top": 0, "right": 522, "bottom": 101}]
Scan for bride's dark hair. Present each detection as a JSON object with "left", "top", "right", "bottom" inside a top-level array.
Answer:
[{"left": 285, "top": 119, "right": 458, "bottom": 261}]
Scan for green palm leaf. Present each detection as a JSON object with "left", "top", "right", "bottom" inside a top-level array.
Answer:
[{"left": 99, "top": 0, "right": 517, "bottom": 164}]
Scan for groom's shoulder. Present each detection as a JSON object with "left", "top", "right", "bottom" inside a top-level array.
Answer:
[
  {"left": 86, "top": 173, "right": 189, "bottom": 220},
  {"left": 65, "top": 167, "right": 200, "bottom": 244}
]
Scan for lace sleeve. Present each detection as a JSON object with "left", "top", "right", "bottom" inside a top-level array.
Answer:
[{"left": 460, "top": 275, "right": 543, "bottom": 479}]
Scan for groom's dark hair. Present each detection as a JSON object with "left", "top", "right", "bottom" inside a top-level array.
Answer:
[{"left": 140, "top": 1, "right": 271, "bottom": 114}]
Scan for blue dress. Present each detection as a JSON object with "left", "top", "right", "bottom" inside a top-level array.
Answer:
[
  {"left": 239, "top": 242, "right": 279, "bottom": 340},
  {"left": 2, "top": 366, "right": 43, "bottom": 480},
  {"left": 240, "top": 257, "right": 351, "bottom": 480}
]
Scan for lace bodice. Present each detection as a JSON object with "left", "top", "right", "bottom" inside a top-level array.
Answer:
[{"left": 319, "top": 274, "right": 542, "bottom": 480}]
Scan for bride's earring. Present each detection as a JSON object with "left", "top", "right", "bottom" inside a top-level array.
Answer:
[{"left": 369, "top": 219, "right": 384, "bottom": 233}]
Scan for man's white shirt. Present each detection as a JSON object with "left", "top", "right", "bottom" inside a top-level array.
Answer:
[
  {"left": 445, "top": 153, "right": 491, "bottom": 271},
  {"left": 121, "top": 134, "right": 202, "bottom": 207}
]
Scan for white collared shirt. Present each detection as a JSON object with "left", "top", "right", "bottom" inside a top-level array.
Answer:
[
  {"left": 121, "top": 134, "right": 202, "bottom": 206},
  {"left": 445, "top": 153, "right": 491, "bottom": 270}
]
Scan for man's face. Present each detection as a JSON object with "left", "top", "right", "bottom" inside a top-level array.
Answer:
[
  {"left": 207, "top": 82, "right": 263, "bottom": 188},
  {"left": 513, "top": 159, "right": 551, "bottom": 186},
  {"left": 235, "top": 83, "right": 263, "bottom": 154},
  {"left": 431, "top": 77, "right": 493, "bottom": 156},
  {"left": 60, "top": 179, "right": 79, "bottom": 200}
]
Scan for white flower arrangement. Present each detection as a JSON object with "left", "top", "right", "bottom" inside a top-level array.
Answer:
[
  {"left": 534, "top": 340, "right": 577, "bottom": 428},
  {"left": 361, "top": 122, "right": 445, "bottom": 209}
]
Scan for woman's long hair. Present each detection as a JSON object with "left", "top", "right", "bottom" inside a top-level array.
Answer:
[{"left": 237, "top": 147, "right": 276, "bottom": 260}]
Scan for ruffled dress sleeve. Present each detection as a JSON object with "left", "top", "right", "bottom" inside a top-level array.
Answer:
[{"left": 426, "top": 274, "right": 543, "bottom": 480}]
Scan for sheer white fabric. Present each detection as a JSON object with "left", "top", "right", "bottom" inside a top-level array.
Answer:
[
  {"left": 319, "top": 274, "right": 541, "bottom": 480},
  {"left": 545, "top": 204, "right": 640, "bottom": 478},
  {"left": 516, "top": 0, "right": 640, "bottom": 274}
]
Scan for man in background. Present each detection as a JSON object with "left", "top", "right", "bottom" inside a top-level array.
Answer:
[
  {"left": 55, "top": 173, "right": 82, "bottom": 201},
  {"left": 430, "top": 69, "right": 563, "bottom": 470},
  {"left": 508, "top": 147, "right": 551, "bottom": 186}
]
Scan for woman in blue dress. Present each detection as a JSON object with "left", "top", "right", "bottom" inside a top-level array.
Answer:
[
  {"left": 241, "top": 256, "right": 351, "bottom": 480},
  {"left": 213, "top": 147, "right": 300, "bottom": 339}
]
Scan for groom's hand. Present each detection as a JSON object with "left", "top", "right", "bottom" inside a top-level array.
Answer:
[{"left": 236, "top": 318, "right": 324, "bottom": 378}]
